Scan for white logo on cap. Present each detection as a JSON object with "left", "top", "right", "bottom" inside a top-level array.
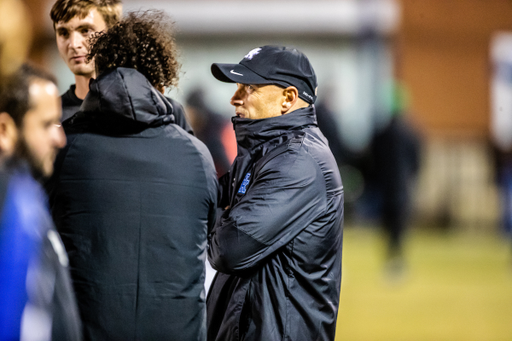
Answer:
[
  {"left": 244, "top": 48, "right": 261, "bottom": 60},
  {"left": 230, "top": 70, "right": 243, "bottom": 76},
  {"left": 303, "top": 91, "right": 314, "bottom": 101}
]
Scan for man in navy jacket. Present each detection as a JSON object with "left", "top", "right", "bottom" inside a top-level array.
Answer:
[{"left": 207, "top": 46, "right": 344, "bottom": 341}]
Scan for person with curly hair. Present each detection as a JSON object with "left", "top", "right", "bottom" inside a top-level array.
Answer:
[
  {"left": 89, "top": 10, "right": 180, "bottom": 91},
  {"left": 47, "top": 10, "right": 218, "bottom": 341}
]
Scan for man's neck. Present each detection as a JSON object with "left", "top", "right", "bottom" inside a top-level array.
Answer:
[{"left": 74, "top": 74, "right": 93, "bottom": 100}]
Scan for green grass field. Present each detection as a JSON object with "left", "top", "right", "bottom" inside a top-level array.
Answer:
[{"left": 336, "top": 226, "right": 512, "bottom": 341}]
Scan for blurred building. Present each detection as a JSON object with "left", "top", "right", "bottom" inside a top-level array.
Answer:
[{"left": 398, "top": 0, "right": 512, "bottom": 230}]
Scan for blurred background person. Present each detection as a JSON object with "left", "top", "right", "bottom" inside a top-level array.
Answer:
[
  {"left": 0, "top": 63, "right": 80, "bottom": 341},
  {"left": 315, "top": 94, "right": 350, "bottom": 168},
  {"left": 490, "top": 32, "right": 512, "bottom": 241},
  {"left": 185, "top": 87, "right": 236, "bottom": 177},
  {"left": 48, "top": 10, "right": 217, "bottom": 340},
  {"left": 1, "top": 2, "right": 81, "bottom": 340},
  {"left": 315, "top": 93, "right": 366, "bottom": 219},
  {"left": 365, "top": 81, "right": 421, "bottom": 273}
]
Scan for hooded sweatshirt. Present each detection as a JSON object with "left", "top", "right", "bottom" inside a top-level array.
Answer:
[{"left": 48, "top": 68, "right": 217, "bottom": 341}]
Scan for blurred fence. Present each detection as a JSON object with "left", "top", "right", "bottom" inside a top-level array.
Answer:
[{"left": 414, "top": 136, "right": 500, "bottom": 231}]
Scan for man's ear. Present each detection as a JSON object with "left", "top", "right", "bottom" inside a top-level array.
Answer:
[
  {"left": 0, "top": 112, "right": 18, "bottom": 157},
  {"left": 281, "top": 86, "right": 309, "bottom": 114},
  {"left": 281, "top": 87, "right": 299, "bottom": 114}
]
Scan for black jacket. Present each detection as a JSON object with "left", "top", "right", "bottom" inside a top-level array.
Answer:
[
  {"left": 207, "top": 107, "right": 344, "bottom": 341},
  {"left": 49, "top": 68, "right": 218, "bottom": 341}
]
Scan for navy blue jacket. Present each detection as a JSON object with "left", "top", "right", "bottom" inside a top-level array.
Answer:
[
  {"left": 207, "top": 106, "right": 344, "bottom": 341},
  {"left": 48, "top": 68, "right": 217, "bottom": 341}
]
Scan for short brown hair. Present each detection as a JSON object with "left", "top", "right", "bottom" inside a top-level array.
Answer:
[
  {"left": 50, "top": 0, "right": 122, "bottom": 28},
  {"left": 0, "top": 63, "right": 57, "bottom": 128},
  {"left": 88, "top": 10, "right": 180, "bottom": 89}
]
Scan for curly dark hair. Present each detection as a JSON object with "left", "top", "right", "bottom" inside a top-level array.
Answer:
[{"left": 87, "top": 10, "right": 180, "bottom": 88}]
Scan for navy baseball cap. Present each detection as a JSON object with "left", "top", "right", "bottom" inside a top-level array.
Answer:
[{"left": 211, "top": 45, "right": 318, "bottom": 104}]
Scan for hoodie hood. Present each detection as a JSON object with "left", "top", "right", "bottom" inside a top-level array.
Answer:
[{"left": 79, "top": 67, "right": 175, "bottom": 132}]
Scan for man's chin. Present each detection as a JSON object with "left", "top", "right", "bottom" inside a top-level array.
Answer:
[
  {"left": 41, "top": 164, "right": 54, "bottom": 178},
  {"left": 4, "top": 155, "right": 46, "bottom": 180},
  {"left": 24, "top": 160, "right": 48, "bottom": 181},
  {"left": 35, "top": 157, "right": 56, "bottom": 179},
  {"left": 70, "top": 66, "right": 95, "bottom": 78},
  {"left": 14, "top": 138, "right": 56, "bottom": 181}
]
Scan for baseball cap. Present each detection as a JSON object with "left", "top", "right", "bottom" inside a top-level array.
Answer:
[{"left": 211, "top": 45, "right": 318, "bottom": 104}]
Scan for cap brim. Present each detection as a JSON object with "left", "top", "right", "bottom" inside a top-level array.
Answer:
[{"left": 211, "top": 63, "right": 270, "bottom": 85}]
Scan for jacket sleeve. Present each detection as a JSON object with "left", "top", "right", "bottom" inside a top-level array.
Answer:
[{"left": 208, "top": 147, "right": 327, "bottom": 274}]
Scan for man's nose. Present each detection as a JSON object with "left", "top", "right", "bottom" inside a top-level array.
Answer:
[
  {"left": 69, "top": 31, "right": 83, "bottom": 49},
  {"left": 230, "top": 89, "right": 243, "bottom": 107},
  {"left": 53, "top": 124, "right": 67, "bottom": 149}
]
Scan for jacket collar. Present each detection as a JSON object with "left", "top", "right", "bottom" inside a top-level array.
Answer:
[{"left": 232, "top": 106, "right": 318, "bottom": 149}]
